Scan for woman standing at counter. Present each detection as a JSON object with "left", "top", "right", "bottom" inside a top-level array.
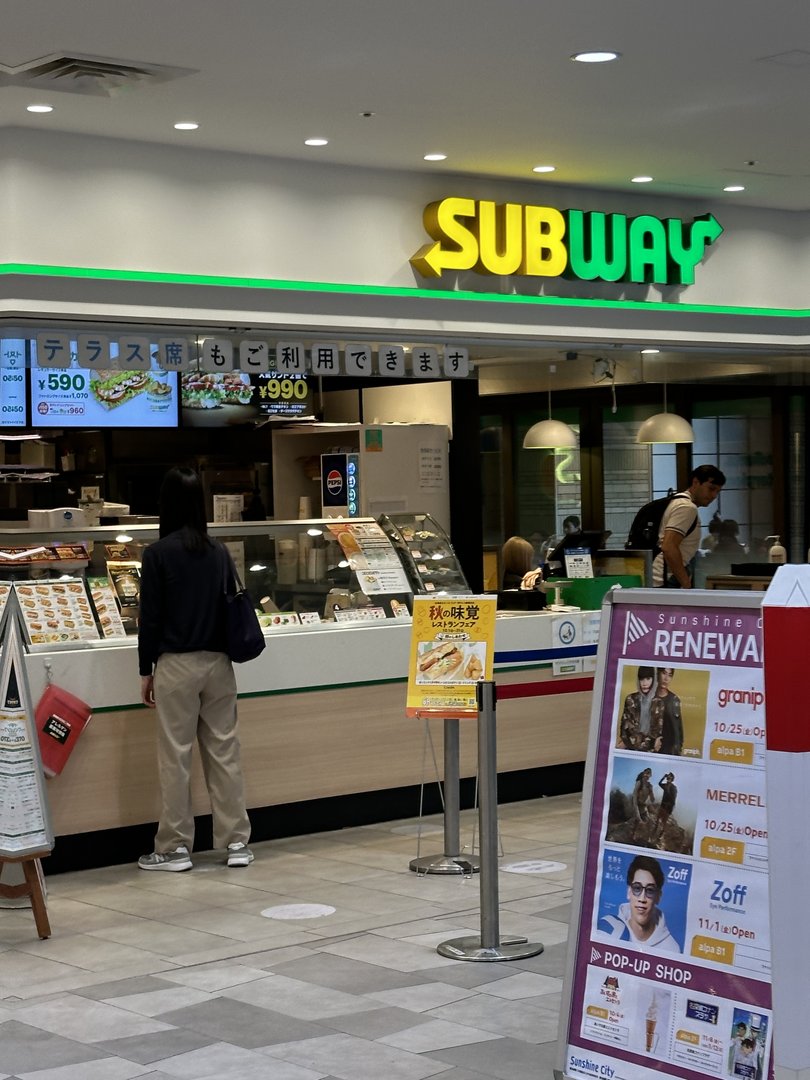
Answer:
[{"left": 137, "top": 465, "right": 253, "bottom": 871}]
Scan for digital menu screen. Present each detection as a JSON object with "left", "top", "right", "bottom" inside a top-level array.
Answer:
[
  {"left": 30, "top": 342, "right": 178, "bottom": 428},
  {"left": 0, "top": 339, "right": 28, "bottom": 426},
  {"left": 181, "top": 370, "right": 312, "bottom": 427}
]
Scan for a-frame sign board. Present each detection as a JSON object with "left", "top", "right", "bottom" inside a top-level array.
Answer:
[{"left": 0, "top": 587, "right": 53, "bottom": 938}]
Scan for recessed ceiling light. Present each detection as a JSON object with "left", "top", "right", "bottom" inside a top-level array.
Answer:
[
  {"left": 532, "top": 165, "right": 556, "bottom": 174},
  {"left": 424, "top": 153, "right": 447, "bottom": 162},
  {"left": 571, "top": 51, "right": 620, "bottom": 63},
  {"left": 174, "top": 121, "right": 199, "bottom": 130},
  {"left": 641, "top": 348, "right": 660, "bottom": 354},
  {"left": 724, "top": 185, "right": 745, "bottom": 192},
  {"left": 27, "top": 104, "right": 53, "bottom": 113},
  {"left": 631, "top": 175, "right": 654, "bottom": 183},
  {"left": 304, "top": 138, "right": 329, "bottom": 146}
]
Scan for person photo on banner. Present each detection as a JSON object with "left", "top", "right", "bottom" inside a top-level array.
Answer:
[
  {"left": 651, "top": 667, "right": 683, "bottom": 756},
  {"left": 605, "top": 755, "right": 697, "bottom": 856},
  {"left": 617, "top": 665, "right": 660, "bottom": 751},
  {"left": 596, "top": 852, "right": 686, "bottom": 953}
]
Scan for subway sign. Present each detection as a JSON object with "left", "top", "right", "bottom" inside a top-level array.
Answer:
[{"left": 410, "top": 197, "right": 723, "bottom": 285}]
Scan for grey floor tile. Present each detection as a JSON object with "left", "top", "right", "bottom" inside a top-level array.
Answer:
[
  {"left": 380, "top": 1018, "right": 503, "bottom": 1052},
  {"left": 0, "top": 798, "right": 583, "bottom": 1080},
  {"left": 158, "top": 997, "right": 332, "bottom": 1048},
  {"left": 431, "top": 1035, "right": 561, "bottom": 1080},
  {"left": 428, "top": 994, "right": 559, "bottom": 1044},
  {"left": 366, "top": 982, "right": 477, "bottom": 1013},
  {"left": 269, "top": 952, "right": 429, "bottom": 994},
  {"left": 321, "top": 1006, "right": 432, "bottom": 1039},
  {"left": 12, "top": 997, "right": 174, "bottom": 1043},
  {"left": 0, "top": 1021, "right": 107, "bottom": 1074},
  {"left": 94, "top": 1027, "right": 217, "bottom": 1065},
  {"left": 157, "top": 963, "right": 275, "bottom": 992},
  {"left": 261, "top": 1032, "right": 453, "bottom": 1080},
  {"left": 316, "top": 935, "right": 458, "bottom": 974},
  {"left": 104, "top": 985, "right": 215, "bottom": 1017},
  {"left": 472, "top": 971, "right": 561, "bottom": 999},
  {"left": 16, "top": 1059, "right": 151, "bottom": 1079},
  {"left": 221, "top": 973, "right": 381, "bottom": 1021},
  {"left": 156, "top": 1040, "right": 327, "bottom": 1078},
  {"left": 416, "top": 964, "right": 516, "bottom": 989},
  {"left": 73, "top": 975, "right": 180, "bottom": 1001}
]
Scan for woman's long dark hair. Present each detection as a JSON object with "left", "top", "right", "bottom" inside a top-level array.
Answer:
[{"left": 158, "top": 466, "right": 210, "bottom": 552}]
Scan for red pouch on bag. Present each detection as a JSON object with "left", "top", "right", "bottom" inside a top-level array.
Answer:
[{"left": 35, "top": 685, "right": 92, "bottom": 778}]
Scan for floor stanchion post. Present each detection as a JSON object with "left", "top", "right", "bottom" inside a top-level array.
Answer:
[{"left": 437, "top": 681, "right": 544, "bottom": 961}]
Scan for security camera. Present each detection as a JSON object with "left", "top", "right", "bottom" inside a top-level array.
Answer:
[{"left": 565, "top": 351, "right": 578, "bottom": 361}]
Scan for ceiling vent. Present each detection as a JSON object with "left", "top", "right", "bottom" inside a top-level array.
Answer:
[{"left": 0, "top": 53, "right": 196, "bottom": 97}]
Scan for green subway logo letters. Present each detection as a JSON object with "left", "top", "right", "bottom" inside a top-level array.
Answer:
[{"left": 410, "top": 197, "right": 723, "bottom": 286}]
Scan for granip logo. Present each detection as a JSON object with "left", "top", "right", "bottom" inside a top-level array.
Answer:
[{"left": 623, "top": 611, "right": 652, "bottom": 652}]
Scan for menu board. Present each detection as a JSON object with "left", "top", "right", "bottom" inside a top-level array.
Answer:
[
  {"left": 180, "top": 370, "right": 312, "bottom": 426},
  {"left": 0, "top": 338, "right": 28, "bottom": 426},
  {"left": 106, "top": 561, "right": 142, "bottom": 617},
  {"left": 0, "top": 544, "right": 89, "bottom": 569},
  {"left": 87, "top": 577, "right": 128, "bottom": 638},
  {"left": 325, "top": 521, "right": 410, "bottom": 595},
  {"left": 559, "top": 590, "right": 771, "bottom": 1080},
  {"left": 15, "top": 580, "right": 100, "bottom": 645},
  {"left": 30, "top": 347, "right": 178, "bottom": 428}
]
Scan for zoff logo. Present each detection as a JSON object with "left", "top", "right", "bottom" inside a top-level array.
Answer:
[{"left": 623, "top": 611, "right": 652, "bottom": 652}]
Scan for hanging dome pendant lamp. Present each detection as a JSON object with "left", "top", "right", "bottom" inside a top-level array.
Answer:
[
  {"left": 523, "top": 389, "right": 578, "bottom": 449},
  {"left": 636, "top": 357, "right": 694, "bottom": 444}
]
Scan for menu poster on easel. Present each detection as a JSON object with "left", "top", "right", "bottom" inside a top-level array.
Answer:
[
  {"left": 0, "top": 595, "right": 53, "bottom": 856},
  {"left": 406, "top": 595, "right": 496, "bottom": 717},
  {"left": 558, "top": 591, "right": 772, "bottom": 1080}
]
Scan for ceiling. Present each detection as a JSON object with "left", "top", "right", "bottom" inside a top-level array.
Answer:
[
  {"left": 3, "top": 1, "right": 810, "bottom": 392},
  {"left": 3, "top": 0, "right": 810, "bottom": 212}
]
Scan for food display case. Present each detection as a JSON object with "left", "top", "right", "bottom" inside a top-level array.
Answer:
[
  {"left": 0, "top": 518, "right": 596, "bottom": 867},
  {"left": 0, "top": 517, "right": 416, "bottom": 646},
  {"left": 378, "top": 512, "right": 471, "bottom": 596}
]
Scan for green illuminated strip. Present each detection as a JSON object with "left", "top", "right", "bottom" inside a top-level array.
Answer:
[{"left": 1, "top": 262, "right": 808, "bottom": 319}]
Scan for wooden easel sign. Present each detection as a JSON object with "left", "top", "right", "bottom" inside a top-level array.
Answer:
[{"left": 0, "top": 590, "right": 53, "bottom": 938}]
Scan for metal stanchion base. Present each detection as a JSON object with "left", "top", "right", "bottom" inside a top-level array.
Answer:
[
  {"left": 409, "top": 854, "right": 480, "bottom": 875},
  {"left": 437, "top": 934, "right": 545, "bottom": 961}
]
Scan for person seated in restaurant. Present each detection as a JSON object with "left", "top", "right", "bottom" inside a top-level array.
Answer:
[
  {"left": 501, "top": 536, "right": 542, "bottom": 590},
  {"left": 694, "top": 519, "right": 746, "bottom": 586}
]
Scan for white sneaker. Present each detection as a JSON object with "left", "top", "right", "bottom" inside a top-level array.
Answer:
[
  {"left": 138, "top": 846, "right": 192, "bottom": 872},
  {"left": 227, "top": 842, "right": 254, "bottom": 867}
]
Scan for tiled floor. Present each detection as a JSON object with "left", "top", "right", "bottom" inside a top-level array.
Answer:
[{"left": 0, "top": 794, "right": 582, "bottom": 1080}]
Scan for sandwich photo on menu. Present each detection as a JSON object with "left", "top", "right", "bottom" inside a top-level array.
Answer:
[{"left": 90, "top": 370, "right": 152, "bottom": 409}]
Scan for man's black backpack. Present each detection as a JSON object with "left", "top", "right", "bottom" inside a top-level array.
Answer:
[{"left": 625, "top": 493, "right": 697, "bottom": 555}]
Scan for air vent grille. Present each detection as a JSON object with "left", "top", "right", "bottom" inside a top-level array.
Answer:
[{"left": 0, "top": 53, "right": 196, "bottom": 97}]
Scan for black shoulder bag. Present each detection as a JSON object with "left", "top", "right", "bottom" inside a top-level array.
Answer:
[{"left": 221, "top": 545, "right": 266, "bottom": 663}]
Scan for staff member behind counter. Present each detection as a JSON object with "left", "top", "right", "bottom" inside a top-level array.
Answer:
[{"left": 499, "top": 536, "right": 545, "bottom": 609}]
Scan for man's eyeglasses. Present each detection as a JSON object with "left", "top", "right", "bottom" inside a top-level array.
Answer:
[{"left": 629, "top": 882, "right": 659, "bottom": 898}]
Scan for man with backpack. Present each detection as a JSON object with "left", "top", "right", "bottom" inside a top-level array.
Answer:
[{"left": 653, "top": 464, "right": 726, "bottom": 587}]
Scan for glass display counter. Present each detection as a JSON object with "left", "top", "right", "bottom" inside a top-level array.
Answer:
[
  {"left": 378, "top": 512, "right": 471, "bottom": 595},
  {"left": 2, "top": 517, "right": 595, "bottom": 865},
  {"left": 0, "top": 517, "right": 418, "bottom": 647}
]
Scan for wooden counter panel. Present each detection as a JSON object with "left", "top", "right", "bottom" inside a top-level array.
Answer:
[{"left": 47, "top": 674, "right": 591, "bottom": 836}]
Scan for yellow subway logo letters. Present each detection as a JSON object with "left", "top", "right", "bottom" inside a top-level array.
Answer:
[{"left": 410, "top": 197, "right": 722, "bottom": 286}]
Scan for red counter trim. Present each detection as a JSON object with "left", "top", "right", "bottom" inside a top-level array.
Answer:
[{"left": 497, "top": 677, "right": 594, "bottom": 700}]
